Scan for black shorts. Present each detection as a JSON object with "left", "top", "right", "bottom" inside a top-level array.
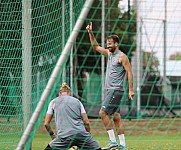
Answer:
[{"left": 101, "top": 89, "right": 124, "bottom": 115}]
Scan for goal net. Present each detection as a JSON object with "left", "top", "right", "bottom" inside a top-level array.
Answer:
[{"left": 0, "top": 0, "right": 180, "bottom": 149}]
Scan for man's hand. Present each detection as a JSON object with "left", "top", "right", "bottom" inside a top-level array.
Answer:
[
  {"left": 129, "top": 90, "right": 134, "bottom": 100},
  {"left": 86, "top": 22, "right": 92, "bottom": 33}
]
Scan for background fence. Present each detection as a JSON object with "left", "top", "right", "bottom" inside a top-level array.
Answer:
[{"left": 0, "top": 0, "right": 181, "bottom": 149}]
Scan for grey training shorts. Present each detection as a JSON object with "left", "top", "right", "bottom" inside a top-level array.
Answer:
[
  {"left": 49, "top": 132, "right": 100, "bottom": 150},
  {"left": 101, "top": 89, "right": 124, "bottom": 115}
]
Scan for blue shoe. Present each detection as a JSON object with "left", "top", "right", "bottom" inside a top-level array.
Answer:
[
  {"left": 118, "top": 145, "right": 127, "bottom": 150},
  {"left": 102, "top": 141, "right": 118, "bottom": 150}
]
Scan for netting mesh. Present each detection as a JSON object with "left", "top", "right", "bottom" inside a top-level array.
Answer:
[{"left": 0, "top": 0, "right": 181, "bottom": 149}]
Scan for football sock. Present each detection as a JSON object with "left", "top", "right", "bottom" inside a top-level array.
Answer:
[
  {"left": 118, "top": 134, "right": 126, "bottom": 146},
  {"left": 107, "top": 129, "right": 117, "bottom": 142}
]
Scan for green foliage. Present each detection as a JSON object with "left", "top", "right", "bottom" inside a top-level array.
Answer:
[{"left": 109, "top": 1, "right": 137, "bottom": 58}]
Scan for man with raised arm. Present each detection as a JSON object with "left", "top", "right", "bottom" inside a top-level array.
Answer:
[{"left": 86, "top": 22, "right": 134, "bottom": 150}]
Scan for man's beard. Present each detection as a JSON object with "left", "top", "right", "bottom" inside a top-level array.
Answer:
[{"left": 107, "top": 46, "right": 116, "bottom": 53}]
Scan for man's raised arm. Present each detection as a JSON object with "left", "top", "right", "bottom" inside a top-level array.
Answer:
[{"left": 86, "top": 22, "right": 109, "bottom": 56}]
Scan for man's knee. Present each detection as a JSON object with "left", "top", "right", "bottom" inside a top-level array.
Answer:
[
  {"left": 99, "top": 109, "right": 107, "bottom": 118},
  {"left": 113, "top": 112, "right": 121, "bottom": 122}
]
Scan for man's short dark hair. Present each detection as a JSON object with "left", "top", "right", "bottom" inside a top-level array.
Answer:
[{"left": 107, "top": 34, "right": 119, "bottom": 44}]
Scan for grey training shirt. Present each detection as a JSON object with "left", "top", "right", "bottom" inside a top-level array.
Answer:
[
  {"left": 47, "top": 95, "right": 87, "bottom": 138},
  {"left": 105, "top": 50, "right": 126, "bottom": 91}
]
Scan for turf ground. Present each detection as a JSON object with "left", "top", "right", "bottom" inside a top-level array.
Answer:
[{"left": 32, "top": 118, "right": 181, "bottom": 150}]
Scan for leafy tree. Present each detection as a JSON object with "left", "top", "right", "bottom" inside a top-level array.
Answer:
[{"left": 108, "top": 0, "right": 137, "bottom": 58}]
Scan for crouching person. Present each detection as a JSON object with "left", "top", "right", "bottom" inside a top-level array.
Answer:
[{"left": 44, "top": 82, "right": 101, "bottom": 150}]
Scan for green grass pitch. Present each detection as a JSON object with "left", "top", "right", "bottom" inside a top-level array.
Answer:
[
  {"left": 33, "top": 133, "right": 181, "bottom": 150},
  {"left": 32, "top": 118, "right": 181, "bottom": 150},
  {"left": 0, "top": 118, "right": 180, "bottom": 149}
]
